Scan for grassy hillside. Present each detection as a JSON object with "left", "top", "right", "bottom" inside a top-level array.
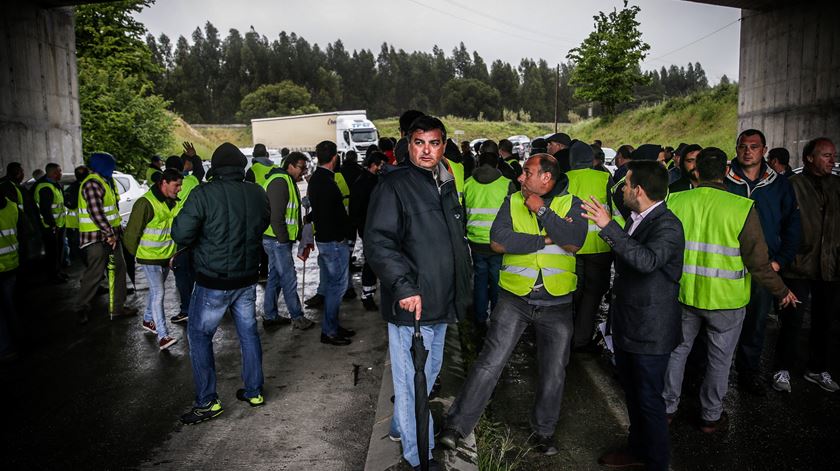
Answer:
[
  {"left": 565, "top": 85, "right": 738, "bottom": 152},
  {"left": 166, "top": 116, "right": 252, "bottom": 158},
  {"left": 373, "top": 116, "right": 556, "bottom": 143}
]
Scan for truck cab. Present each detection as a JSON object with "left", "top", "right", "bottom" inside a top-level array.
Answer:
[{"left": 336, "top": 114, "right": 378, "bottom": 155}]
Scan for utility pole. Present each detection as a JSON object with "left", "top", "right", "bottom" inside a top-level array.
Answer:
[{"left": 554, "top": 64, "right": 559, "bottom": 132}]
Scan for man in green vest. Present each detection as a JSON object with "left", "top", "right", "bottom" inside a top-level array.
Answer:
[
  {"left": 261, "top": 152, "right": 314, "bottom": 331},
  {"left": 124, "top": 168, "right": 183, "bottom": 351},
  {"left": 246, "top": 144, "right": 276, "bottom": 282},
  {"left": 34, "top": 162, "right": 68, "bottom": 283},
  {"left": 464, "top": 151, "right": 516, "bottom": 329},
  {"left": 440, "top": 153, "right": 587, "bottom": 456},
  {"left": 565, "top": 142, "right": 615, "bottom": 352},
  {"left": 75, "top": 152, "right": 137, "bottom": 324},
  {"left": 663, "top": 148, "right": 797, "bottom": 433},
  {"left": 0, "top": 194, "right": 20, "bottom": 362},
  {"left": 64, "top": 165, "right": 89, "bottom": 260},
  {"left": 145, "top": 155, "right": 163, "bottom": 184}
]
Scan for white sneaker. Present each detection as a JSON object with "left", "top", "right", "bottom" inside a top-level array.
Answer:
[
  {"left": 772, "top": 370, "right": 791, "bottom": 393},
  {"left": 804, "top": 371, "right": 840, "bottom": 392}
]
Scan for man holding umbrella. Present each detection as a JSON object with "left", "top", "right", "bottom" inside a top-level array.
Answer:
[{"left": 365, "top": 115, "right": 472, "bottom": 471}]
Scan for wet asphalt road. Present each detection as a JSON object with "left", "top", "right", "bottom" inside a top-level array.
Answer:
[{"left": 1, "top": 243, "right": 386, "bottom": 470}]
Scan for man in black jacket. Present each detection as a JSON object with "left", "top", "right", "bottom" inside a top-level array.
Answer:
[
  {"left": 365, "top": 116, "right": 472, "bottom": 470},
  {"left": 308, "top": 140, "right": 357, "bottom": 346},
  {"left": 582, "top": 161, "right": 684, "bottom": 471},
  {"left": 349, "top": 151, "right": 385, "bottom": 311},
  {"left": 173, "top": 143, "right": 270, "bottom": 424}
]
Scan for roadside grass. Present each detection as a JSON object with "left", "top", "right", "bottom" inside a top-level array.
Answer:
[
  {"left": 373, "top": 116, "right": 556, "bottom": 143},
  {"left": 565, "top": 84, "right": 738, "bottom": 152},
  {"left": 166, "top": 115, "right": 252, "bottom": 159}
]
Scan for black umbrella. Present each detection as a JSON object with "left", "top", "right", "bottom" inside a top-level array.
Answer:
[{"left": 411, "top": 317, "right": 430, "bottom": 471}]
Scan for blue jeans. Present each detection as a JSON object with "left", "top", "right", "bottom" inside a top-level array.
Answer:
[
  {"left": 140, "top": 264, "right": 170, "bottom": 340},
  {"left": 316, "top": 241, "right": 349, "bottom": 336},
  {"left": 389, "top": 322, "right": 447, "bottom": 467},
  {"left": 173, "top": 250, "right": 194, "bottom": 314},
  {"left": 735, "top": 280, "right": 774, "bottom": 374},
  {"left": 317, "top": 240, "right": 354, "bottom": 296},
  {"left": 187, "top": 284, "right": 264, "bottom": 405},
  {"left": 262, "top": 238, "right": 304, "bottom": 320},
  {"left": 472, "top": 252, "right": 502, "bottom": 324}
]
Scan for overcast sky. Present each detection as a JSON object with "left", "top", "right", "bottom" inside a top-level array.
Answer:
[{"left": 135, "top": 0, "right": 741, "bottom": 83}]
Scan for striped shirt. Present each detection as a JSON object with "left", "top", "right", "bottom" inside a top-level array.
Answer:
[{"left": 79, "top": 178, "right": 122, "bottom": 249}]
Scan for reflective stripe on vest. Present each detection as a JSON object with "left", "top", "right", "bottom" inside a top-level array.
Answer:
[
  {"left": 464, "top": 176, "right": 509, "bottom": 244},
  {"left": 65, "top": 208, "right": 79, "bottom": 229},
  {"left": 335, "top": 172, "right": 350, "bottom": 213},
  {"left": 34, "top": 181, "right": 66, "bottom": 228},
  {"left": 668, "top": 187, "right": 753, "bottom": 310},
  {"left": 251, "top": 162, "right": 275, "bottom": 187},
  {"left": 449, "top": 160, "right": 465, "bottom": 204},
  {"left": 499, "top": 192, "right": 577, "bottom": 296},
  {"left": 135, "top": 191, "right": 176, "bottom": 260},
  {"left": 0, "top": 198, "right": 20, "bottom": 272},
  {"left": 78, "top": 173, "right": 121, "bottom": 233},
  {"left": 567, "top": 168, "right": 611, "bottom": 254},
  {"left": 263, "top": 172, "right": 301, "bottom": 240}
]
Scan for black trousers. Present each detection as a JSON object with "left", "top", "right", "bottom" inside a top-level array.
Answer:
[
  {"left": 40, "top": 227, "right": 65, "bottom": 276},
  {"left": 614, "top": 349, "right": 670, "bottom": 471},
  {"left": 774, "top": 278, "right": 840, "bottom": 373},
  {"left": 572, "top": 252, "right": 613, "bottom": 347}
]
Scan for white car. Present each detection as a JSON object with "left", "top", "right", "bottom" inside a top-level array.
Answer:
[
  {"left": 469, "top": 138, "right": 488, "bottom": 153},
  {"left": 507, "top": 135, "right": 531, "bottom": 157},
  {"left": 602, "top": 147, "right": 617, "bottom": 173},
  {"left": 58, "top": 171, "right": 148, "bottom": 224}
]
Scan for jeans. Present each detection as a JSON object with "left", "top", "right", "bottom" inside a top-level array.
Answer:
[
  {"left": 316, "top": 241, "right": 349, "bottom": 336},
  {"left": 173, "top": 250, "right": 194, "bottom": 314},
  {"left": 389, "top": 322, "right": 447, "bottom": 468},
  {"left": 187, "top": 284, "right": 263, "bottom": 405},
  {"left": 572, "top": 252, "right": 613, "bottom": 347},
  {"left": 0, "top": 273, "right": 19, "bottom": 356},
  {"left": 472, "top": 252, "right": 502, "bottom": 324},
  {"left": 262, "top": 238, "right": 304, "bottom": 320},
  {"left": 615, "top": 349, "right": 670, "bottom": 471},
  {"left": 140, "top": 264, "right": 170, "bottom": 340},
  {"left": 316, "top": 240, "right": 354, "bottom": 296},
  {"left": 734, "top": 280, "right": 774, "bottom": 375},
  {"left": 774, "top": 278, "right": 840, "bottom": 373},
  {"left": 446, "top": 291, "right": 574, "bottom": 438},
  {"left": 663, "top": 304, "right": 745, "bottom": 421}
]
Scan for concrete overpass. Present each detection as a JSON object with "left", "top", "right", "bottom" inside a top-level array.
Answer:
[{"left": 1, "top": 0, "right": 838, "bottom": 175}]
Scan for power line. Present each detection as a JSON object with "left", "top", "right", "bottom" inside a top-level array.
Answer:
[
  {"left": 644, "top": 17, "right": 741, "bottom": 64},
  {"left": 442, "top": 0, "right": 580, "bottom": 47}
]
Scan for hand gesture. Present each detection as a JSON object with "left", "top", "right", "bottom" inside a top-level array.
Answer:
[
  {"left": 580, "top": 196, "right": 611, "bottom": 229},
  {"left": 182, "top": 142, "right": 196, "bottom": 157},
  {"left": 778, "top": 290, "right": 799, "bottom": 309}
]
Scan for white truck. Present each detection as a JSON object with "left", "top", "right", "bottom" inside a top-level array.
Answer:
[{"left": 251, "top": 110, "right": 379, "bottom": 155}]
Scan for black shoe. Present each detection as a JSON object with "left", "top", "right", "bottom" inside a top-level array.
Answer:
[
  {"left": 531, "top": 434, "right": 559, "bottom": 456},
  {"left": 361, "top": 296, "right": 379, "bottom": 311},
  {"left": 180, "top": 399, "right": 223, "bottom": 425},
  {"left": 438, "top": 427, "right": 460, "bottom": 450},
  {"left": 320, "top": 333, "right": 352, "bottom": 346},
  {"left": 337, "top": 326, "right": 356, "bottom": 337},
  {"left": 700, "top": 411, "right": 729, "bottom": 434},
  {"left": 349, "top": 263, "right": 362, "bottom": 273},
  {"left": 413, "top": 459, "right": 440, "bottom": 471},
  {"left": 343, "top": 288, "right": 357, "bottom": 300},
  {"left": 235, "top": 388, "right": 265, "bottom": 407},
  {"left": 304, "top": 294, "right": 324, "bottom": 308},
  {"left": 739, "top": 373, "right": 767, "bottom": 397},
  {"left": 263, "top": 316, "right": 291, "bottom": 328},
  {"left": 171, "top": 312, "right": 188, "bottom": 323}
]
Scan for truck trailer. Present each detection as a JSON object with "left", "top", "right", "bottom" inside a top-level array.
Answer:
[{"left": 251, "top": 110, "right": 379, "bottom": 155}]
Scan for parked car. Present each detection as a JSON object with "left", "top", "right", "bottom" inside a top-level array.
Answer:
[
  {"left": 469, "top": 138, "right": 488, "bottom": 152},
  {"left": 507, "top": 135, "right": 530, "bottom": 157},
  {"left": 602, "top": 147, "right": 617, "bottom": 173}
]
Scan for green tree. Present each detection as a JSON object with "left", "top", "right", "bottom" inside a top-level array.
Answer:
[
  {"left": 76, "top": 0, "right": 173, "bottom": 176},
  {"left": 566, "top": 1, "right": 650, "bottom": 115},
  {"left": 236, "top": 81, "right": 320, "bottom": 122},
  {"left": 440, "top": 78, "right": 501, "bottom": 120}
]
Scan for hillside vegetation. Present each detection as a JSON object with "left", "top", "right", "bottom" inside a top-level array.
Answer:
[
  {"left": 565, "top": 84, "right": 738, "bottom": 152},
  {"left": 167, "top": 116, "right": 252, "bottom": 158},
  {"left": 373, "top": 117, "right": 556, "bottom": 144}
]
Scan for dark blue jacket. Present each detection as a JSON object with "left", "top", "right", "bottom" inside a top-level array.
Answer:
[{"left": 725, "top": 159, "right": 800, "bottom": 268}]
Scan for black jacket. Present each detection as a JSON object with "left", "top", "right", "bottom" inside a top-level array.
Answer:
[
  {"left": 349, "top": 169, "right": 378, "bottom": 237},
  {"left": 598, "top": 203, "right": 685, "bottom": 355},
  {"left": 340, "top": 161, "right": 363, "bottom": 189},
  {"left": 172, "top": 166, "right": 270, "bottom": 290},
  {"left": 308, "top": 167, "right": 354, "bottom": 243},
  {"left": 364, "top": 161, "right": 472, "bottom": 326}
]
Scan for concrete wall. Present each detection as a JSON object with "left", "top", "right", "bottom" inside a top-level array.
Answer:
[
  {"left": 738, "top": 3, "right": 840, "bottom": 167},
  {"left": 0, "top": 2, "right": 80, "bottom": 178}
]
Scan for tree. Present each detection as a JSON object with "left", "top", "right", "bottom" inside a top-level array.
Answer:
[
  {"left": 490, "top": 60, "right": 520, "bottom": 115},
  {"left": 440, "top": 78, "right": 501, "bottom": 120},
  {"left": 236, "top": 81, "right": 319, "bottom": 122},
  {"left": 566, "top": 1, "right": 650, "bottom": 115},
  {"left": 76, "top": 0, "right": 173, "bottom": 176}
]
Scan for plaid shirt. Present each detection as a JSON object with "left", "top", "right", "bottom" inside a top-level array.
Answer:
[{"left": 79, "top": 178, "right": 122, "bottom": 249}]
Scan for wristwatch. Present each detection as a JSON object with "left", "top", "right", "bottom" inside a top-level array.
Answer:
[{"left": 536, "top": 206, "right": 548, "bottom": 217}]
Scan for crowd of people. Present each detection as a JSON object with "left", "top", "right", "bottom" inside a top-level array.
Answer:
[{"left": 0, "top": 108, "right": 837, "bottom": 471}]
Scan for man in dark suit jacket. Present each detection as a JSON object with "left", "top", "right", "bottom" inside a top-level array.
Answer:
[{"left": 582, "top": 160, "right": 685, "bottom": 471}]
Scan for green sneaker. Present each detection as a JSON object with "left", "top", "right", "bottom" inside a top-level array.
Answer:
[
  {"left": 180, "top": 399, "right": 223, "bottom": 425},
  {"left": 236, "top": 388, "right": 265, "bottom": 407}
]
